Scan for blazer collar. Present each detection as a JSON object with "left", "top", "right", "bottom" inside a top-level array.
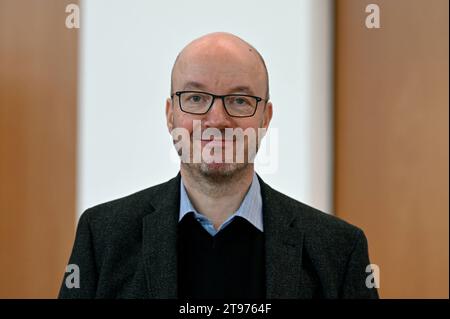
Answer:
[
  {"left": 257, "top": 174, "right": 305, "bottom": 298},
  {"left": 141, "top": 173, "right": 181, "bottom": 298},
  {"left": 141, "top": 172, "right": 305, "bottom": 299}
]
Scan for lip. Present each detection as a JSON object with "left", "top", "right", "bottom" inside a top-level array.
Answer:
[
  {"left": 200, "top": 139, "right": 234, "bottom": 142},
  {"left": 200, "top": 139, "right": 234, "bottom": 147}
]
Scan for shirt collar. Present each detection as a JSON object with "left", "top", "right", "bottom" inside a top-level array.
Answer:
[{"left": 179, "top": 172, "right": 263, "bottom": 233}]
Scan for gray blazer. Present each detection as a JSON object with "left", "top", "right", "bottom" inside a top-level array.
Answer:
[{"left": 59, "top": 173, "right": 379, "bottom": 299}]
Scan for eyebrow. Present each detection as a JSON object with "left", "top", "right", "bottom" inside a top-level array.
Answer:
[{"left": 182, "top": 81, "right": 256, "bottom": 95}]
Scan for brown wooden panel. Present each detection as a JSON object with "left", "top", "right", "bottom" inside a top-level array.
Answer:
[
  {"left": 334, "top": 0, "right": 448, "bottom": 298},
  {"left": 0, "top": 0, "right": 78, "bottom": 298}
]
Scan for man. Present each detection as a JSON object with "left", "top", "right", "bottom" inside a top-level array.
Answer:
[{"left": 59, "top": 32, "right": 378, "bottom": 299}]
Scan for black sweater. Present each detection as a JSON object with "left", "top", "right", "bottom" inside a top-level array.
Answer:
[{"left": 177, "top": 212, "right": 265, "bottom": 299}]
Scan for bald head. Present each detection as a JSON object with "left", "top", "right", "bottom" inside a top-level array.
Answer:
[{"left": 170, "top": 32, "right": 270, "bottom": 100}]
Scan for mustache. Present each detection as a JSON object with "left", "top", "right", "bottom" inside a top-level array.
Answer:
[{"left": 192, "top": 129, "right": 236, "bottom": 141}]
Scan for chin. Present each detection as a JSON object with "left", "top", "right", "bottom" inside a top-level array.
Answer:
[{"left": 198, "top": 162, "right": 248, "bottom": 179}]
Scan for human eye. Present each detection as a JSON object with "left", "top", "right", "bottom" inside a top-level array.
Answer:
[
  {"left": 183, "top": 93, "right": 207, "bottom": 104},
  {"left": 228, "top": 96, "right": 251, "bottom": 106},
  {"left": 189, "top": 94, "right": 203, "bottom": 103}
]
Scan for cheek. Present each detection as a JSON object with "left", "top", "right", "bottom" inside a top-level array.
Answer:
[
  {"left": 173, "top": 112, "right": 195, "bottom": 134},
  {"left": 173, "top": 113, "right": 262, "bottom": 134},
  {"left": 236, "top": 118, "right": 261, "bottom": 131}
]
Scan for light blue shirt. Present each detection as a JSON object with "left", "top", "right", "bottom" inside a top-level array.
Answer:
[{"left": 179, "top": 172, "right": 264, "bottom": 236}]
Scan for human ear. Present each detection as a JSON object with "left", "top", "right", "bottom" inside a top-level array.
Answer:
[
  {"left": 261, "top": 101, "right": 273, "bottom": 130},
  {"left": 165, "top": 97, "right": 174, "bottom": 132}
]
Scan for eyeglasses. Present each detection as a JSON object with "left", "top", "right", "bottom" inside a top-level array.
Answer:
[{"left": 170, "top": 91, "right": 266, "bottom": 118}]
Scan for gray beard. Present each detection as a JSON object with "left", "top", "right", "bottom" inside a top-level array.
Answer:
[{"left": 183, "top": 161, "right": 250, "bottom": 183}]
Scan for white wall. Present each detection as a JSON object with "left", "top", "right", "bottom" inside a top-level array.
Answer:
[{"left": 77, "top": 0, "right": 334, "bottom": 217}]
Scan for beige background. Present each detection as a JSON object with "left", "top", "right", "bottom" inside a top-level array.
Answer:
[
  {"left": 334, "top": 0, "right": 449, "bottom": 298},
  {"left": 0, "top": 0, "right": 78, "bottom": 298}
]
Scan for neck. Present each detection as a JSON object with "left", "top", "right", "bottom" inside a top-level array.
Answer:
[{"left": 180, "top": 164, "right": 254, "bottom": 229}]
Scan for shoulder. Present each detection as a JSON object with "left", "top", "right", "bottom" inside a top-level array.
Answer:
[
  {"left": 78, "top": 175, "right": 179, "bottom": 241},
  {"left": 260, "top": 179, "right": 366, "bottom": 250},
  {"left": 261, "top": 182, "right": 371, "bottom": 289}
]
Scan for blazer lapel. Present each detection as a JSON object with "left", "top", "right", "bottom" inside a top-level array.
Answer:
[
  {"left": 142, "top": 173, "right": 181, "bottom": 298},
  {"left": 258, "top": 175, "right": 305, "bottom": 298},
  {"left": 140, "top": 172, "right": 306, "bottom": 299}
]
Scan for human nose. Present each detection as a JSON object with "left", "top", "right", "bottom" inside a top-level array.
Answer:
[{"left": 203, "top": 97, "right": 232, "bottom": 129}]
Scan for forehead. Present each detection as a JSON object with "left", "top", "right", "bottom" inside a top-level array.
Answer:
[{"left": 173, "top": 41, "right": 266, "bottom": 94}]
